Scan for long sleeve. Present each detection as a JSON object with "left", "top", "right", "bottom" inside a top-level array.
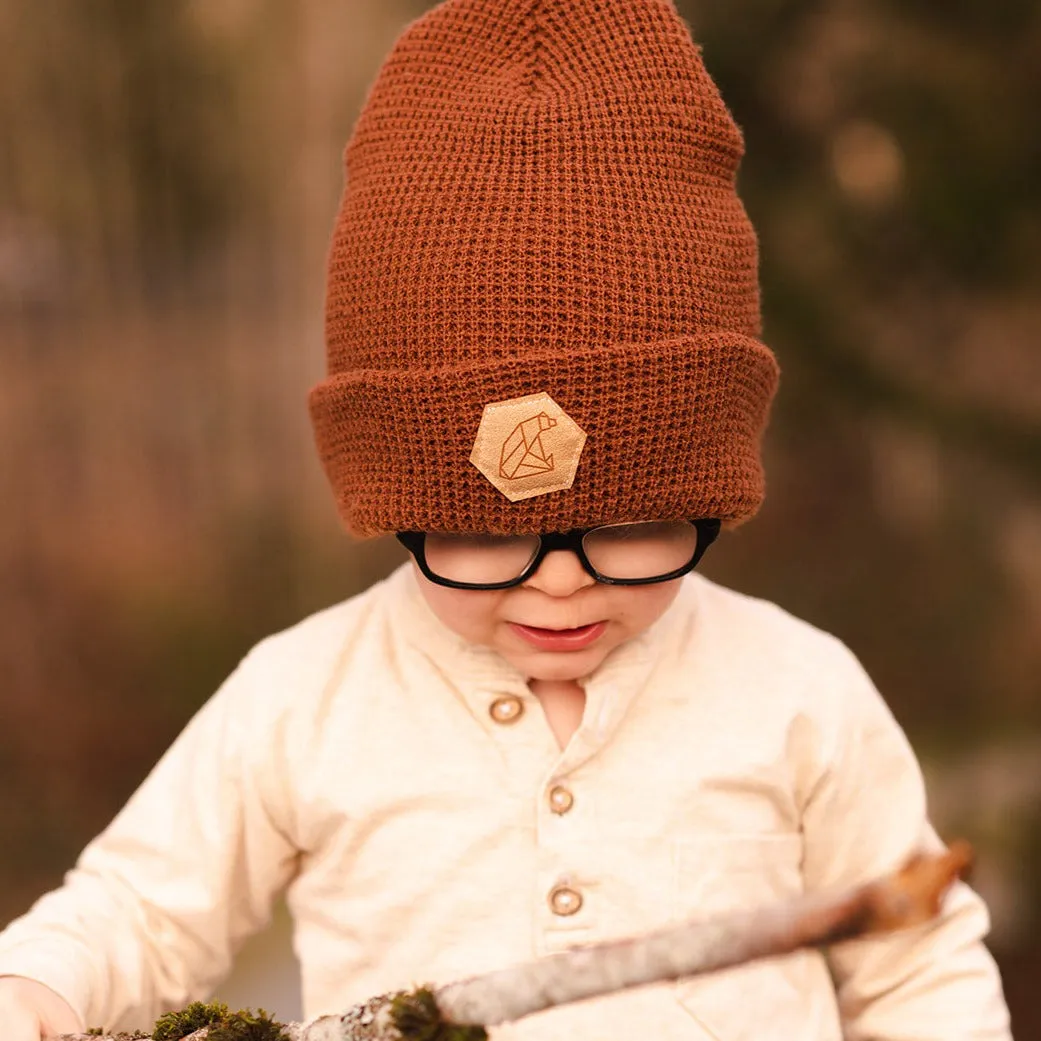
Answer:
[
  {"left": 0, "top": 646, "right": 300, "bottom": 1032},
  {"left": 800, "top": 643, "right": 1012, "bottom": 1041}
]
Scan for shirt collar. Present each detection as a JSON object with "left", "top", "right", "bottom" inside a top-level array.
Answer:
[{"left": 385, "top": 562, "right": 700, "bottom": 762}]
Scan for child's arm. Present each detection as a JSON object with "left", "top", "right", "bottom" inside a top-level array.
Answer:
[
  {"left": 0, "top": 645, "right": 300, "bottom": 1033},
  {"left": 801, "top": 644, "right": 1011, "bottom": 1041}
]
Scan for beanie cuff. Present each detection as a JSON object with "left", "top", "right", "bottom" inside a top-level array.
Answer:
[{"left": 309, "top": 332, "right": 779, "bottom": 537}]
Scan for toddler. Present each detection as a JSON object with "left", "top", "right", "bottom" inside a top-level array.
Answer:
[{"left": 0, "top": 1, "right": 1013, "bottom": 1038}]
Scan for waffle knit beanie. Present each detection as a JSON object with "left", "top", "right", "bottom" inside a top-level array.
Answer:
[{"left": 309, "top": 0, "right": 779, "bottom": 537}]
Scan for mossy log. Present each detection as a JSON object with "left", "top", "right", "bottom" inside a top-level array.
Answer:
[{"left": 59, "top": 843, "right": 971, "bottom": 1041}]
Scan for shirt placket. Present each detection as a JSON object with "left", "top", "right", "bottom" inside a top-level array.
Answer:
[
  {"left": 529, "top": 650, "right": 658, "bottom": 955},
  {"left": 457, "top": 664, "right": 620, "bottom": 955}
]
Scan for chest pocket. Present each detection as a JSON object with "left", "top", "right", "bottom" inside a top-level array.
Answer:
[{"left": 672, "top": 834, "right": 820, "bottom": 1041}]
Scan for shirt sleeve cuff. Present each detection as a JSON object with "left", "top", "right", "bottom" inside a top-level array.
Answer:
[{"left": 0, "top": 944, "right": 93, "bottom": 1030}]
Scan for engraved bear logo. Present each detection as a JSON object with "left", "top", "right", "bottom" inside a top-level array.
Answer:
[{"left": 499, "top": 413, "right": 558, "bottom": 480}]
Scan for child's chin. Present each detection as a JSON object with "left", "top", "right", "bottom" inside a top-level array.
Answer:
[{"left": 516, "top": 645, "right": 609, "bottom": 682}]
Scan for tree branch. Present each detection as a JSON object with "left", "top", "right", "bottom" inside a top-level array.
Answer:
[{"left": 56, "top": 842, "right": 971, "bottom": 1041}]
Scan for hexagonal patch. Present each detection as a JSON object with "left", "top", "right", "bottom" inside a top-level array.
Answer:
[{"left": 470, "top": 391, "right": 587, "bottom": 502}]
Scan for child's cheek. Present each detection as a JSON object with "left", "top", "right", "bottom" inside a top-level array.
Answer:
[{"left": 610, "top": 581, "right": 683, "bottom": 634}]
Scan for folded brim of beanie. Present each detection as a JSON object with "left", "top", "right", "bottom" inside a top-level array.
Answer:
[{"left": 309, "top": 332, "right": 779, "bottom": 538}]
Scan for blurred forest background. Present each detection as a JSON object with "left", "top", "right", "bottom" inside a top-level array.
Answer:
[{"left": 2, "top": 0, "right": 1040, "bottom": 1033}]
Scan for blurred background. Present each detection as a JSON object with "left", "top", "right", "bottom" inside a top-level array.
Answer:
[{"left": 1, "top": 0, "right": 1039, "bottom": 1033}]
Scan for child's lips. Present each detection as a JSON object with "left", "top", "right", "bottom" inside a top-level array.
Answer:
[{"left": 508, "top": 620, "right": 607, "bottom": 651}]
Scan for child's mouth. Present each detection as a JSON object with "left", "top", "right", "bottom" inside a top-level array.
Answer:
[{"left": 508, "top": 621, "right": 607, "bottom": 651}]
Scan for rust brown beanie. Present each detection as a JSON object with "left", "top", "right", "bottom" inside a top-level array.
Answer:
[{"left": 309, "top": 0, "right": 779, "bottom": 537}]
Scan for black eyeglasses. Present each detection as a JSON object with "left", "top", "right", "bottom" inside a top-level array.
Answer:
[{"left": 396, "top": 519, "right": 721, "bottom": 591}]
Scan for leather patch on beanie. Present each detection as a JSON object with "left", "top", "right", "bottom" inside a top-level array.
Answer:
[{"left": 470, "top": 392, "right": 587, "bottom": 502}]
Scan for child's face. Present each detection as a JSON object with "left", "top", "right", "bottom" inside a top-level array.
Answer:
[{"left": 412, "top": 548, "right": 683, "bottom": 682}]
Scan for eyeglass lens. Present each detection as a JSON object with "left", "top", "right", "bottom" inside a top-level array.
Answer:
[
  {"left": 582, "top": 520, "right": 700, "bottom": 580},
  {"left": 422, "top": 521, "right": 701, "bottom": 585},
  {"left": 423, "top": 532, "right": 541, "bottom": 585}
]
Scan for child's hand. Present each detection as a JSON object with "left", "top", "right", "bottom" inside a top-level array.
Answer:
[{"left": 0, "top": 976, "right": 83, "bottom": 1040}]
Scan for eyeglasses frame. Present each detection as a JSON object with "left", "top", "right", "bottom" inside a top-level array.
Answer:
[{"left": 396, "top": 518, "right": 722, "bottom": 591}]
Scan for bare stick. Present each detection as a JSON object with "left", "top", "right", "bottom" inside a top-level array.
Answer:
[
  {"left": 54, "top": 842, "right": 971, "bottom": 1041},
  {"left": 436, "top": 840, "right": 971, "bottom": 1026}
]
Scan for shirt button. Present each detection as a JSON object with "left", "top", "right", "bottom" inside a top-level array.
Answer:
[
  {"left": 489, "top": 695, "right": 524, "bottom": 724},
  {"left": 548, "top": 884, "right": 583, "bottom": 916},
  {"left": 548, "top": 785, "right": 574, "bottom": 815}
]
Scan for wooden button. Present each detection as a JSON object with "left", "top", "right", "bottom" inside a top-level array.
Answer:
[
  {"left": 489, "top": 695, "right": 524, "bottom": 724},
  {"left": 548, "top": 884, "right": 583, "bottom": 916},
  {"left": 548, "top": 785, "right": 574, "bottom": 815}
]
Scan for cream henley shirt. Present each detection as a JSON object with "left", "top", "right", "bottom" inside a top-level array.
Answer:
[{"left": 0, "top": 565, "right": 1012, "bottom": 1039}]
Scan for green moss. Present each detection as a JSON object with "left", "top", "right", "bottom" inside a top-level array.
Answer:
[
  {"left": 389, "top": 987, "right": 488, "bottom": 1041},
  {"left": 151, "top": 1001, "right": 288, "bottom": 1041},
  {"left": 206, "top": 1009, "right": 290, "bottom": 1041},
  {"left": 153, "top": 1001, "right": 230, "bottom": 1040}
]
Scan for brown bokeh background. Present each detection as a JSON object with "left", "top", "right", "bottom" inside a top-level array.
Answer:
[{"left": 2, "top": 0, "right": 1040, "bottom": 1033}]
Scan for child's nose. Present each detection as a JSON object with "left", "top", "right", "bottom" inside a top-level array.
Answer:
[{"left": 523, "top": 549, "right": 597, "bottom": 597}]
